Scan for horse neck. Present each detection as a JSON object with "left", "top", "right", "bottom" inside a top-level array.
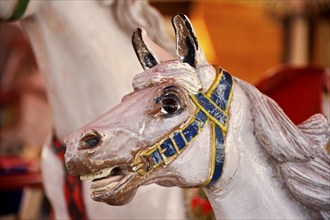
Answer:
[
  {"left": 202, "top": 82, "right": 312, "bottom": 219},
  {"left": 20, "top": 1, "right": 142, "bottom": 141}
]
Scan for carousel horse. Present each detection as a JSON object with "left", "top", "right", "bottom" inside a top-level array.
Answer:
[
  {"left": 0, "top": 1, "right": 186, "bottom": 219},
  {"left": 64, "top": 14, "right": 330, "bottom": 219}
]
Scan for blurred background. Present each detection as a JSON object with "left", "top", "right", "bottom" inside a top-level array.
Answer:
[
  {"left": 1, "top": 1, "right": 329, "bottom": 219},
  {"left": 152, "top": 0, "right": 329, "bottom": 80}
]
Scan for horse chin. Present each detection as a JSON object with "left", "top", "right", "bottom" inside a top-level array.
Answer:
[
  {"left": 103, "top": 188, "right": 138, "bottom": 206},
  {"left": 90, "top": 173, "right": 141, "bottom": 206}
]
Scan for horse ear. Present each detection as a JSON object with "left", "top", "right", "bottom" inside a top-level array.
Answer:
[
  {"left": 132, "top": 28, "right": 174, "bottom": 70},
  {"left": 172, "top": 14, "right": 207, "bottom": 68},
  {"left": 132, "top": 28, "right": 159, "bottom": 69}
]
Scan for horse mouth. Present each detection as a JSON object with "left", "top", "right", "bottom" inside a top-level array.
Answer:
[{"left": 80, "top": 166, "right": 134, "bottom": 197}]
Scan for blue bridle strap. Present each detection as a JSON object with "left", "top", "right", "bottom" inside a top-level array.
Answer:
[
  {"left": 132, "top": 68, "right": 233, "bottom": 186},
  {"left": 192, "top": 69, "right": 233, "bottom": 185}
]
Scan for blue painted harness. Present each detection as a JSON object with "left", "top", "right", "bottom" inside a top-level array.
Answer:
[{"left": 132, "top": 68, "right": 233, "bottom": 186}]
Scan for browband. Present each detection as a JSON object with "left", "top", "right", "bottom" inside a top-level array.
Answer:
[{"left": 132, "top": 68, "right": 233, "bottom": 186}]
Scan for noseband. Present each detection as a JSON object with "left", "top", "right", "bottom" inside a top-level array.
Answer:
[{"left": 132, "top": 67, "right": 233, "bottom": 186}]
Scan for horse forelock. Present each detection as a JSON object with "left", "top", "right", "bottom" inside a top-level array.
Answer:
[
  {"left": 132, "top": 61, "right": 202, "bottom": 94},
  {"left": 236, "top": 78, "right": 330, "bottom": 213}
]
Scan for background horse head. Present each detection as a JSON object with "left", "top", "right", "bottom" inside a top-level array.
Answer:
[
  {"left": 65, "top": 14, "right": 330, "bottom": 219},
  {"left": 1, "top": 1, "right": 187, "bottom": 219},
  {"left": 1, "top": 0, "right": 173, "bottom": 141}
]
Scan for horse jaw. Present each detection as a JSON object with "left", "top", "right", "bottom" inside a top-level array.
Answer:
[{"left": 91, "top": 174, "right": 140, "bottom": 206}]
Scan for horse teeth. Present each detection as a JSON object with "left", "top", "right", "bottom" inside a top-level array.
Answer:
[{"left": 80, "top": 167, "right": 113, "bottom": 180}]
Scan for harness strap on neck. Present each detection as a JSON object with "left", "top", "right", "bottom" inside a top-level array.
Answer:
[
  {"left": 192, "top": 69, "right": 233, "bottom": 185},
  {"left": 132, "top": 68, "right": 233, "bottom": 186}
]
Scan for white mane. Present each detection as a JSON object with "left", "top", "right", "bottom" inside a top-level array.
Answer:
[
  {"left": 100, "top": 0, "right": 174, "bottom": 52},
  {"left": 237, "top": 78, "right": 330, "bottom": 217},
  {"left": 132, "top": 61, "right": 202, "bottom": 94}
]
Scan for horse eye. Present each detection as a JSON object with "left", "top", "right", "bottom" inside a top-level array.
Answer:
[{"left": 161, "top": 96, "right": 180, "bottom": 115}]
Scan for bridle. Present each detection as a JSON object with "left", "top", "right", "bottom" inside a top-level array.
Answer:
[{"left": 131, "top": 67, "right": 233, "bottom": 186}]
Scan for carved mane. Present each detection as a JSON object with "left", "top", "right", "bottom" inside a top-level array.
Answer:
[{"left": 237, "top": 78, "right": 330, "bottom": 217}]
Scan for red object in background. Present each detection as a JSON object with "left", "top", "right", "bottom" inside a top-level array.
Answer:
[
  {"left": 191, "top": 196, "right": 213, "bottom": 214},
  {"left": 191, "top": 194, "right": 213, "bottom": 215},
  {"left": 52, "top": 136, "right": 87, "bottom": 220},
  {"left": 256, "top": 66, "right": 326, "bottom": 125},
  {"left": 0, "top": 156, "right": 42, "bottom": 190}
]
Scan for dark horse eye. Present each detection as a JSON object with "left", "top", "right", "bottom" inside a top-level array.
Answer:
[
  {"left": 161, "top": 95, "right": 180, "bottom": 115},
  {"left": 80, "top": 131, "right": 101, "bottom": 149}
]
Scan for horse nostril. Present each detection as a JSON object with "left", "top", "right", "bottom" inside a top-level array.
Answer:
[{"left": 80, "top": 130, "right": 102, "bottom": 149}]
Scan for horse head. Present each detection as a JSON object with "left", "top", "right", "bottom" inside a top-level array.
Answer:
[
  {"left": 64, "top": 14, "right": 223, "bottom": 205},
  {"left": 64, "top": 14, "right": 330, "bottom": 219}
]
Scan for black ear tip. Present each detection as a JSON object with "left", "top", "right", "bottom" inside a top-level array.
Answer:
[
  {"left": 172, "top": 14, "right": 188, "bottom": 23},
  {"left": 178, "top": 14, "right": 188, "bottom": 20},
  {"left": 132, "top": 28, "right": 143, "bottom": 39},
  {"left": 136, "top": 27, "right": 143, "bottom": 34},
  {"left": 174, "top": 14, "right": 188, "bottom": 19}
]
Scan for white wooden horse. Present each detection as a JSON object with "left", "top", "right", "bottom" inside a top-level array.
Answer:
[
  {"left": 0, "top": 1, "right": 186, "bottom": 219},
  {"left": 64, "top": 14, "right": 330, "bottom": 219}
]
